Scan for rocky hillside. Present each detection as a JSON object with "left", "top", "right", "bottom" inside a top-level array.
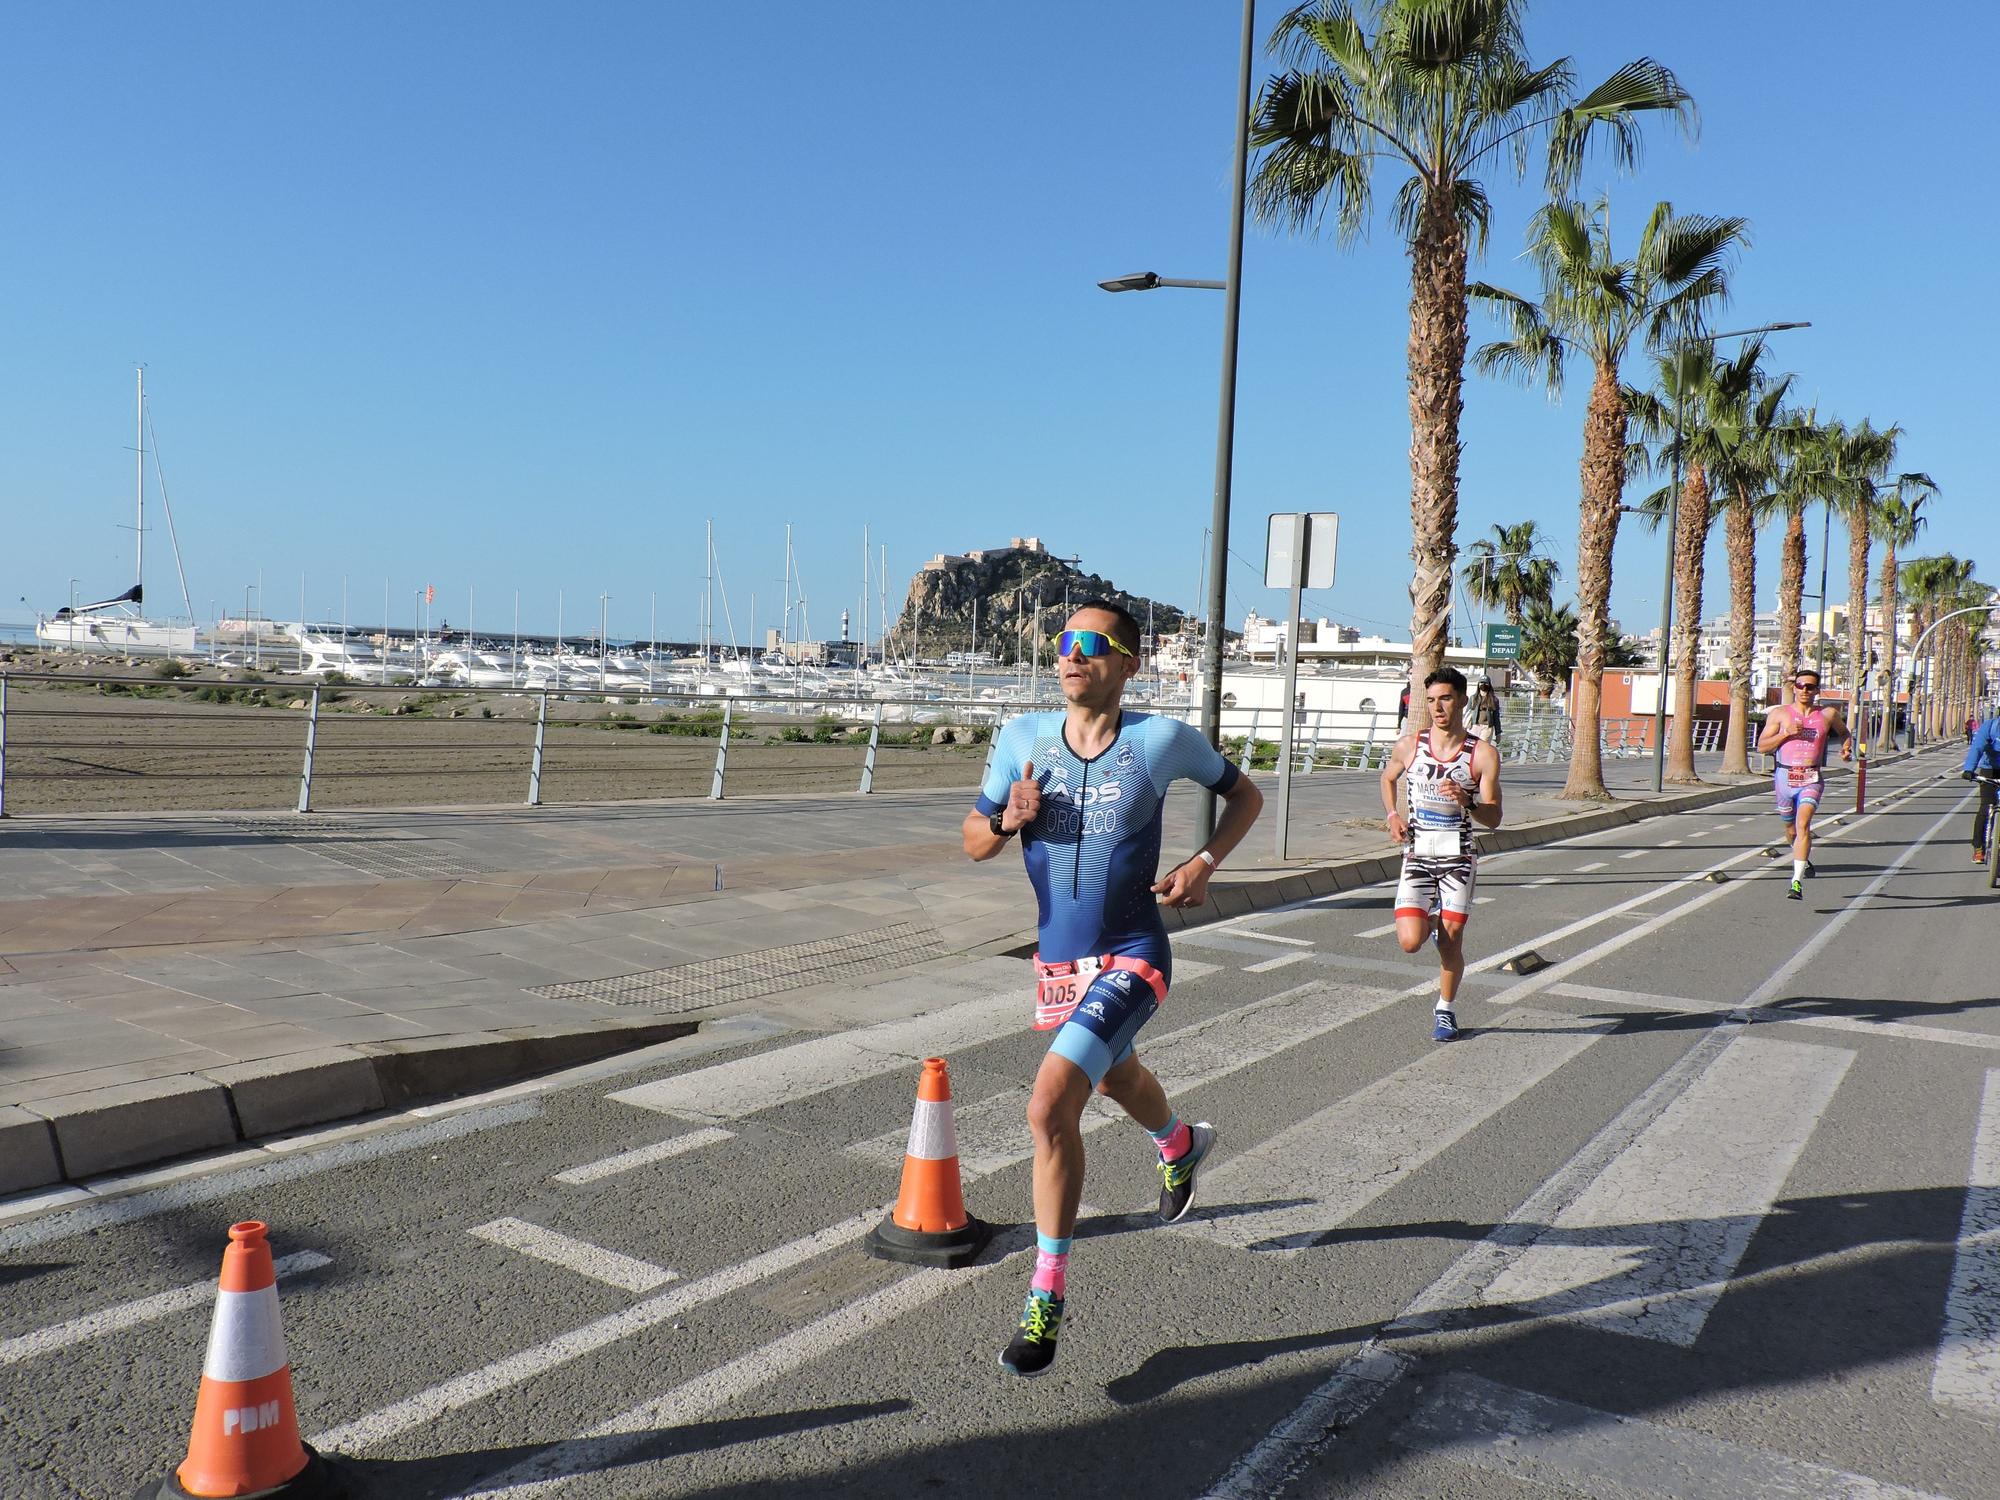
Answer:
[{"left": 893, "top": 539, "right": 1196, "bottom": 662}]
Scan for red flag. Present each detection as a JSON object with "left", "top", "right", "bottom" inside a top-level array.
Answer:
[{"left": 425, "top": 584, "right": 436, "bottom": 604}]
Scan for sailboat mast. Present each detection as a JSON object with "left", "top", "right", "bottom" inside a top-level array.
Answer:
[
  {"left": 704, "top": 519, "right": 714, "bottom": 662},
  {"left": 782, "top": 523, "right": 792, "bottom": 657},
  {"left": 134, "top": 366, "right": 145, "bottom": 600}
]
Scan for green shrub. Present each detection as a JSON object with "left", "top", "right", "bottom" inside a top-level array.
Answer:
[{"left": 152, "top": 659, "right": 192, "bottom": 680}]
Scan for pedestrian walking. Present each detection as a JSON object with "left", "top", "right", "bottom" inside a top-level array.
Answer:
[
  {"left": 964, "top": 599, "right": 1263, "bottom": 1376},
  {"left": 1469, "top": 680, "right": 1502, "bottom": 747}
]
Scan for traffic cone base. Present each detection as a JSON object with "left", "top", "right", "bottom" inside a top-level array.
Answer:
[
  {"left": 138, "top": 1221, "right": 347, "bottom": 1500},
  {"left": 864, "top": 1057, "right": 992, "bottom": 1269},
  {"left": 136, "top": 1443, "right": 345, "bottom": 1500},
  {"left": 865, "top": 1211, "right": 993, "bottom": 1269}
]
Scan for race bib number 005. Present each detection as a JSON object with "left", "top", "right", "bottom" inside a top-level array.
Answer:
[{"left": 1033, "top": 955, "right": 1105, "bottom": 1030}]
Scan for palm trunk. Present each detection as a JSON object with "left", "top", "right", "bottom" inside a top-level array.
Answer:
[
  {"left": 1847, "top": 512, "right": 1870, "bottom": 734},
  {"left": 1876, "top": 543, "right": 1900, "bottom": 751},
  {"left": 1561, "top": 361, "right": 1624, "bottom": 801},
  {"left": 1721, "top": 484, "right": 1756, "bottom": 775},
  {"left": 1405, "top": 191, "right": 1469, "bottom": 706},
  {"left": 1777, "top": 501, "right": 1806, "bottom": 687},
  {"left": 1667, "top": 465, "right": 1710, "bottom": 783}
]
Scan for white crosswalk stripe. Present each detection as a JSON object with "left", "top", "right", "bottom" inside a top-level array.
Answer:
[
  {"left": 1185, "top": 1008, "right": 1612, "bottom": 1253},
  {"left": 1476, "top": 1034, "right": 1854, "bottom": 1345},
  {"left": 1934, "top": 1067, "right": 2000, "bottom": 1420}
]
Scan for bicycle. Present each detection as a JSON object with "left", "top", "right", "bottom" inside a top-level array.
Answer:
[{"left": 1976, "top": 771, "right": 2000, "bottom": 891}]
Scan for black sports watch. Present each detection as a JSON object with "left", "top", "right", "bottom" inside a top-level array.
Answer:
[{"left": 989, "top": 809, "right": 1015, "bottom": 838}]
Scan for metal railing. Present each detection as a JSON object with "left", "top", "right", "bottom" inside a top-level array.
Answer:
[{"left": 0, "top": 670, "right": 1063, "bottom": 816}]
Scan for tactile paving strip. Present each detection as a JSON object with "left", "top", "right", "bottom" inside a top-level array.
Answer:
[{"left": 530, "top": 919, "right": 948, "bottom": 1013}]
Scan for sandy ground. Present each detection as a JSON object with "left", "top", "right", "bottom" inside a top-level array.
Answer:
[{"left": 0, "top": 672, "right": 995, "bottom": 814}]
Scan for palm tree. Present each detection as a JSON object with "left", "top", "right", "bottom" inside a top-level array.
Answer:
[
  {"left": 1249, "top": 1, "right": 1693, "bottom": 704},
  {"left": 1471, "top": 197, "right": 1747, "bottom": 800},
  {"left": 1873, "top": 480, "right": 1937, "bottom": 749},
  {"left": 1768, "top": 408, "right": 1835, "bottom": 686},
  {"left": 1460, "top": 520, "right": 1559, "bottom": 628},
  {"left": 1825, "top": 419, "right": 1903, "bottom": 718},
  {"left": 1517, "top": 597, "right": 1580, "bottom": 695},
  {"left": 1627, "top": 341, "right": 1767, "bottom": 782},
  {"left": 1901, "top": 553, "right": 1960, "bottom": 735},
  {"left": 1712, "top": 371, "right": 1795, "bottom": 774}
]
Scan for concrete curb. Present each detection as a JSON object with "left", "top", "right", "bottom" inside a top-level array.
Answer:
[{"left": 14, "top": 1017, "right": 697, "bottom": 1190}]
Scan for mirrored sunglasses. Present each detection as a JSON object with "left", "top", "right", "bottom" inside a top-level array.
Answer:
[{"left": 1055, "top": 629, "right": 1133, "bottom": 659}]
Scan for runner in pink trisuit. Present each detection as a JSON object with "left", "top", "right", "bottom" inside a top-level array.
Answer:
[{"left": 1755, "top": 667, "right": 1850, "bottom": 900}]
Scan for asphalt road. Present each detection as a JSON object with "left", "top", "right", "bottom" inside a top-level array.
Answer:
[{"left": 2, "top": 748, "right": 1995, "bottom": 1500}]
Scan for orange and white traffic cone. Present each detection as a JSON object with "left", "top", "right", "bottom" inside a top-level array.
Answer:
[
  {"left": 864, "top": 1057, "right": 992, "bottom": 1268},
  {"left": 136, "top": 1221, "right": 344, "bottom": 1499}
]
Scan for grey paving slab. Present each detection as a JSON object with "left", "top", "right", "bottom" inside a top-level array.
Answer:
[{"left": 24, "top": 1074, "right": 236, "bottom": 1177}]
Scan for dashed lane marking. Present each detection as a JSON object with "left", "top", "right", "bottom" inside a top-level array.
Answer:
[
  {"left": 1244, "top": 950, "right": 1313, "bottom": 973},
  {"left": 468, "top": 1219, "right": 678, "bottom": 1294},
  {"left": 554, "top": 1127, "right": 734, "bottom": 1186},
  {"left": 1232, "top": 930, "right": 1315, "bottom": 947},
  {"left": 1576, "top": 861, "right": 1608, "bottom": 872}
]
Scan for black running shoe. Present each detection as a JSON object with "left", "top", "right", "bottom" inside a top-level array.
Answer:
[
  {"left": 1156, "top": 1122, "right": 1215, "bottom": 1224},
  {"left": 998, "top": 1291, "right": 1063, "bottom": 1377}
]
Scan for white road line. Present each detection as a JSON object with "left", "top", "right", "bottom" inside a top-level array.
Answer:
[
  {"left": 1525, "top": 877, "right": 1558, "bottom": 889},
  {"left": 1200, "top": 1015, "right": 1753, "bottom": 1500},
  {"left": 1245, "top": 950, "right": 1312, "bottom": 973},
  {"left": 1356, "top": 920, "right": 1400, "bottom": 939},
  {"left": 0, "top": 1100, "right": 544, "bottom": 1254},
  {"left": 0, "top": 1251, "right": 330, "bottom": 1368},
  {"left": 313, "top": 1210, "right": 880, "bottom": 1453},
  {"left": 1741, "top": 792, "right": 1971, "bottom": 1011},
  {"left": 848, "top": 978, "right": 1408, "bottom": 1176},
  {"left": 468, "top": 1218, "right": 678, "bottom": 1294},
  {"left": 1472, "top": 895, "right": 1493, "bottom": 904},
  {"left": 1662, "top": 837, "right": 1684, "bottom": 846},
  {"left": 1397, "top": 1372, "right": 1950, "bottom": 1500},
  {"left": 608, "top": 985, "right": 1020, "bottom": 1121},
  {"left": 1576, "top": 860, "right": 1608, "bottom": 872},
  {"left": 1618, "top": 848, "right": 1648, "bottom": 859},
  {"left": 1935, "top": 1067, "right": 2000, "bottom": 1420},
  {"left": 1550, "top": 981, "right": 2000, "bottom": 1055},
  {"left": 1233, "top": 930, "right": 1315, "bottom": 947},
  {"left": 1174, "top": 958, "right": 1224, "bottom": 982},
  {"left": 554, "top": 1127, "right": 734, "bottom": 1185},
  {"left": 456, "top": 1225, "right": 1038, "bottom": 1498},
  {"left": 1477, "top": 1035, "right": 1854, "bottom": 1345},
  {"left": 1185, "top": 1009, "right": 1610, "bottom": 1253}
]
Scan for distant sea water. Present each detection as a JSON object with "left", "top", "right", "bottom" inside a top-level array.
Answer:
[{"left": 0, "top": 621, "right": 38, "bottom": 647}]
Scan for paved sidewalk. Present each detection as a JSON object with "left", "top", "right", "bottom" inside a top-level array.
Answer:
[{"left": 0, "top": 752, "right": 1833, "bottom": 1192}]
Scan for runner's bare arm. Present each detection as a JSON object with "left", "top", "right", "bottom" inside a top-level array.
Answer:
[
  {"left": 1379, "top": 734, "right": 1415, "bottom": 841},
  {"left": 1467, "top": 738, "right": 1503, "bottom": 828},
  {"left": 1755, "top": 707, "right": 1794, "bottom": 755},
  {"left": 964, "top": 759, "right": 1040, "bottom": 860},
  {"left": 1152, "top": 772, "right": 1263, "bottom": 908}
]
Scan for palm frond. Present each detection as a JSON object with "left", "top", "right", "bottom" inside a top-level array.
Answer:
[{"left": 1546, "top": 58, "right": 1695, "bottom": 190}]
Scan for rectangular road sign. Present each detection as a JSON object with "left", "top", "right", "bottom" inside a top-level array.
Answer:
[
  {"left": 1265, "top": 513, "right": 1338, "bottom": 590},
  {"left": 1484, "top": 622, "right": 1522, "bottom": 661}
]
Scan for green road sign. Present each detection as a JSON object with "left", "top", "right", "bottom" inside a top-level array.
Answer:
[{"left": 1484, "top": 623, "right": 1522, "bottom": 661}]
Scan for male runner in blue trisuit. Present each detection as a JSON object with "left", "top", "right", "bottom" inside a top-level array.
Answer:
[{"left": 964, "top": 600, "right": 1263, "bottom": 1376}]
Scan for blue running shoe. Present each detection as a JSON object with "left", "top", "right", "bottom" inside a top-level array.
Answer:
[
  {"left": 1156, "top": 1121, "right": 1215, "bottom": 1224},
  {"left": 1433, "top": 1007, "right": 1459, "bottom": 1042},
  {"left": 999, "top": 1291, "right": 1063, "bottom": 1377}
]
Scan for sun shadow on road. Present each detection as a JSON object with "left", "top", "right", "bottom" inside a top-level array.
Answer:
[{"left": 338, "top": 1400, "right": 911, "bottom": 1498}]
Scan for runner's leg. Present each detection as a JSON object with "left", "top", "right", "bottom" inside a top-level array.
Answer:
[{"left": 1026, "top": 1051, "right": 1092, "bottom": 1244}]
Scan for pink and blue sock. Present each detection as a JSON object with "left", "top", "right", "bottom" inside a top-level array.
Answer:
[
  {"left": 1150, "top": 1113, "right": 1192, "bottom": 1163},
  {"left": 1031, "top": 1232, "right": 1070, "bottom": 1301}
]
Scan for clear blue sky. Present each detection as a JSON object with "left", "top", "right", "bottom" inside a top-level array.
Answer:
[{"left": 4, "top": 1, "right": 1993, "bottom": 645}]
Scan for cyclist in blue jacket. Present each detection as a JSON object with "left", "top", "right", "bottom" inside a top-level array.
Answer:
[{"left": 1964, "top": 711, "right": 2000, "bottom": 862}]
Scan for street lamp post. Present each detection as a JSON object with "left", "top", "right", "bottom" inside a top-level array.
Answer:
[
  {"left": 1649, "top": 320, "right": 1811, "bottom": 793},
  {"left": 1096, "top": 0, "right": 1255, "bottom": 843}
]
